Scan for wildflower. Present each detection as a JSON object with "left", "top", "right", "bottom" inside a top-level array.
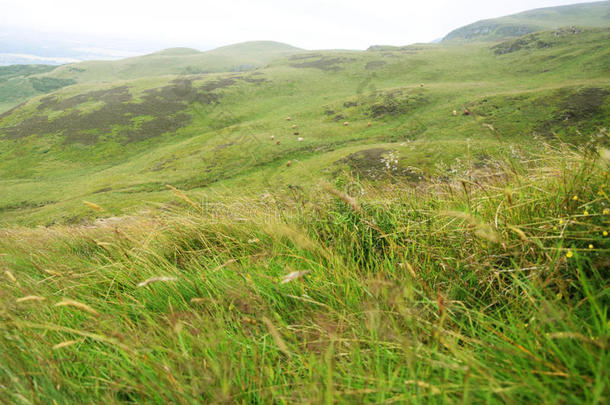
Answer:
[
  {"left": 603, "top": 231, "right": 608, "bottom": 237},
  {"left": 553, "top": 226, "right": 557, "bottom": 231},
  {"left": 559, "top": 219, "right": 564, "bottom": 225},
  {"left": 583, "top": 210, "right": 589, "bottom": 216},
  {"left": 603, "top": 208, "right": 609, "bottom": 215},
  {"left": 572, "top": 195, "right": 578, "bottom": 201},
  {"left": 566, "top": 251, "right": 573, "bottom": 258},
  {"left": 588, "top": 244, "right": 594, "bottom": 249}
]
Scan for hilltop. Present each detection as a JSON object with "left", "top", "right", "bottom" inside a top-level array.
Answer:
[{"left": 443, "top": 1, "right": 610, "bottom": 42}]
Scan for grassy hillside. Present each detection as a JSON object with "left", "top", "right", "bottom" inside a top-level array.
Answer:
[
  {"left": 0, "top": 64, "right": 67, "bottom": 112},
  {"left": 0, "top": 11, "right": 609, "bottom": 404},
  {"left": 0, "top": 41, "right": 302, "bottom": 114},
  {"left": 443, "top": 1, "right": 610, "bottom": 42},
  {"left": 0, "top": 28, "right": 608, "bottom": 226},
  {"left": 0, "top": 142, "right": 608, "bottom": 403},
  {"left": 46, "top": 41, "right": 303, "bottom": 83}
]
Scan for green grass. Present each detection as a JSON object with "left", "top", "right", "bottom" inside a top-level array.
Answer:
[
  {"left": 0, "top": 22, "right": 609, "bottom": 403},
  {"left": 0, "top": 142, "right": 608, "bottom": 403},
  {"left": 0, "top": 28, "right": 608, "bottom": 226}
]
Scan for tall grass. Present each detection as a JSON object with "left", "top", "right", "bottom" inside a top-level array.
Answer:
[{"left": 0, "top": 143, "right": 608, "bottom": 403}]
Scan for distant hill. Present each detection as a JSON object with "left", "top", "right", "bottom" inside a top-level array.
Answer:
[
  {"left": 0, "top": 41, "right": 302, "bottom": 113},
  {"left": 1, "top": 26, "right": 608, "bottom": 225},
  {"left": 443, "top": 1, "right": 610, "bottom": 42},
  {"left": 45, "top": 41, "right": 302, "bottom": 83}
]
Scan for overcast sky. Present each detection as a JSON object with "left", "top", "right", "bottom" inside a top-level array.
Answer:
[{"left": 0, "top": 0, "right": 602, "bottom": 50}]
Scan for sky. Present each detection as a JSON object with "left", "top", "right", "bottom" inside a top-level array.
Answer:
[{"left": 0, "top": 0, "right": 602, "bottom": 51}]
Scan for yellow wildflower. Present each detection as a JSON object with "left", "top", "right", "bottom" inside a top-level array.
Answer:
[
  {"left": 588, "top": 244, "right": 594, "bottom": 249},
  {"left": 572, "top": 195, "right": 578, "bottom": 201},
  {"left": 603, "top": 231, "right": 608, "bottom": 237},
  {"left": 583, "top": 211, "right": 589, "bottom": 216},
  {"left": 566, "top": 251, "right": 573, "bottom": 258}
]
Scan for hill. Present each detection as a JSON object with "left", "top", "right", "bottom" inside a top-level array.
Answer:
[
  {"left": 0, "top": 27, "right": 608, "bottom": 226},
  {"left": 0, "top": 41, "right": 302, "bottom": 113},
  {"left": 0, "top": 10, "right": 609, "bottom": 405},
  {"left": 443, "top": 1, "right": 610, "bottom": 42}
]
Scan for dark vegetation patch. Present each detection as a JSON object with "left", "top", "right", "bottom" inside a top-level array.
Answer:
[
  {"left": 0, "top": 101, "right": 27, "bottom": 120},
  {"left": 492, "top": 27, "right": 583, "bottom": 55},
  {"left": 0, "top": 200, "right": 56, "bottom": 213},
  {"left": 242, "top": 75, "right": 268, "bottom": 84},
  {"left": 470, "top": 87, "right": 610, "bottom": 141},
  {"left": 289, "top": 53, "right": 323, "bottom": 60},
  {"left": 290, "top": 57, "right": 356, "bottom": 71},
  {"left": 0, "top": 76, "right": 254, "bottom": 145},
  {"left": 366, "top": 89, "right": 429, "bottom": 118},
  {"left": 115, "top": 182, "right": 166, "bottom": 193},
  {"left": 28, "top": 77, "right": 76, "bottom": 93},
  {"left": 365, "top": 61, "right": 387, "bottom": 70},
  {"left": 322, "top": 89, "right": 428, "bottom": 123},
  {"left": 336, "top": 148, "right": 422, "bottom": 181},
  {"left": 556, "top": 87, "right": 608, "bottom": 122},
  {"left": 199, "top": 77, "right": 238, "bottom": 91}
]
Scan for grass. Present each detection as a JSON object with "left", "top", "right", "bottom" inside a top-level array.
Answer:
[
  {"left": 0, "top": 141, "right": 608, "bottom": 403},
  {"left": 0, "top": 28, "right": 609, "bottom": 226},
  {"left": 0, "top": 19, "right": 609, "bottom": 403}
]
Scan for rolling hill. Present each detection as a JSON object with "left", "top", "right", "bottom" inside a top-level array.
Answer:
[
  {"left": 0, "top": 41, "right": 302, "bottom": 114},
  {"left": 0, "top": 27, "right": 608, "bottom": 225},
  {"left": 442, "top": 1, "right": 610, "bottom": 42},
  {"left": 1, "top": 4, "right": 609, "bottom": 404}
]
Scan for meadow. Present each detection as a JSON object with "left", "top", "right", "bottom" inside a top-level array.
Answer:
[{"left": 0, "top": 23, "right": 609, "bottom": 404}]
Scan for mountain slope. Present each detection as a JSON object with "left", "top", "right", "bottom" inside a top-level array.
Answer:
[
  {"left": 0, "top": 28, "right": 608, "bottom": 225},
  {"left": 443, "top": 1, "right": 610, "bottom": 42},
  {"left": 0, "top": 41, "right": 302, "bottom": 114}
]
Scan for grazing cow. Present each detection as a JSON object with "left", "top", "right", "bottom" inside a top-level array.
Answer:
[
  {"left": 420, "top": 83, "right": 424, "bottom": 87},
  {"left": 291, "top": 124, "right": 297, "bottom": 129},
  {"left": 270, "top": 135, "right": 275, "bottom": 140},
  {"left": 276, "top": 140, "right": 281, "bottom": 145},
  {"left": 298, "top": 137, "right": 303, "bottom": 142},
  {"left": 452, "top": 110, "right": 457, "bottom": 116},
  {"left": 285, "top": 117, "right": 291, "bottom": 121},
  {"left": 463, "top": 108, "right": 471, "bottom": 116},
  {"left": 286, "top": 161, "right": 291, "bottom": 167},
  {"left": 367, "top": 122, "right": 372, "bottom": 127},
  {"left": 294, "top": 132, "right": 299, "bottom": 135},
  {"left": 343, "top": 121, "right": 349, "bottom": 126}
]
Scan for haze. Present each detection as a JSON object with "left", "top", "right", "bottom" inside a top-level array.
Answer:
[{"left": 1, "top": 0, "right": 602, "bottom": 51}]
